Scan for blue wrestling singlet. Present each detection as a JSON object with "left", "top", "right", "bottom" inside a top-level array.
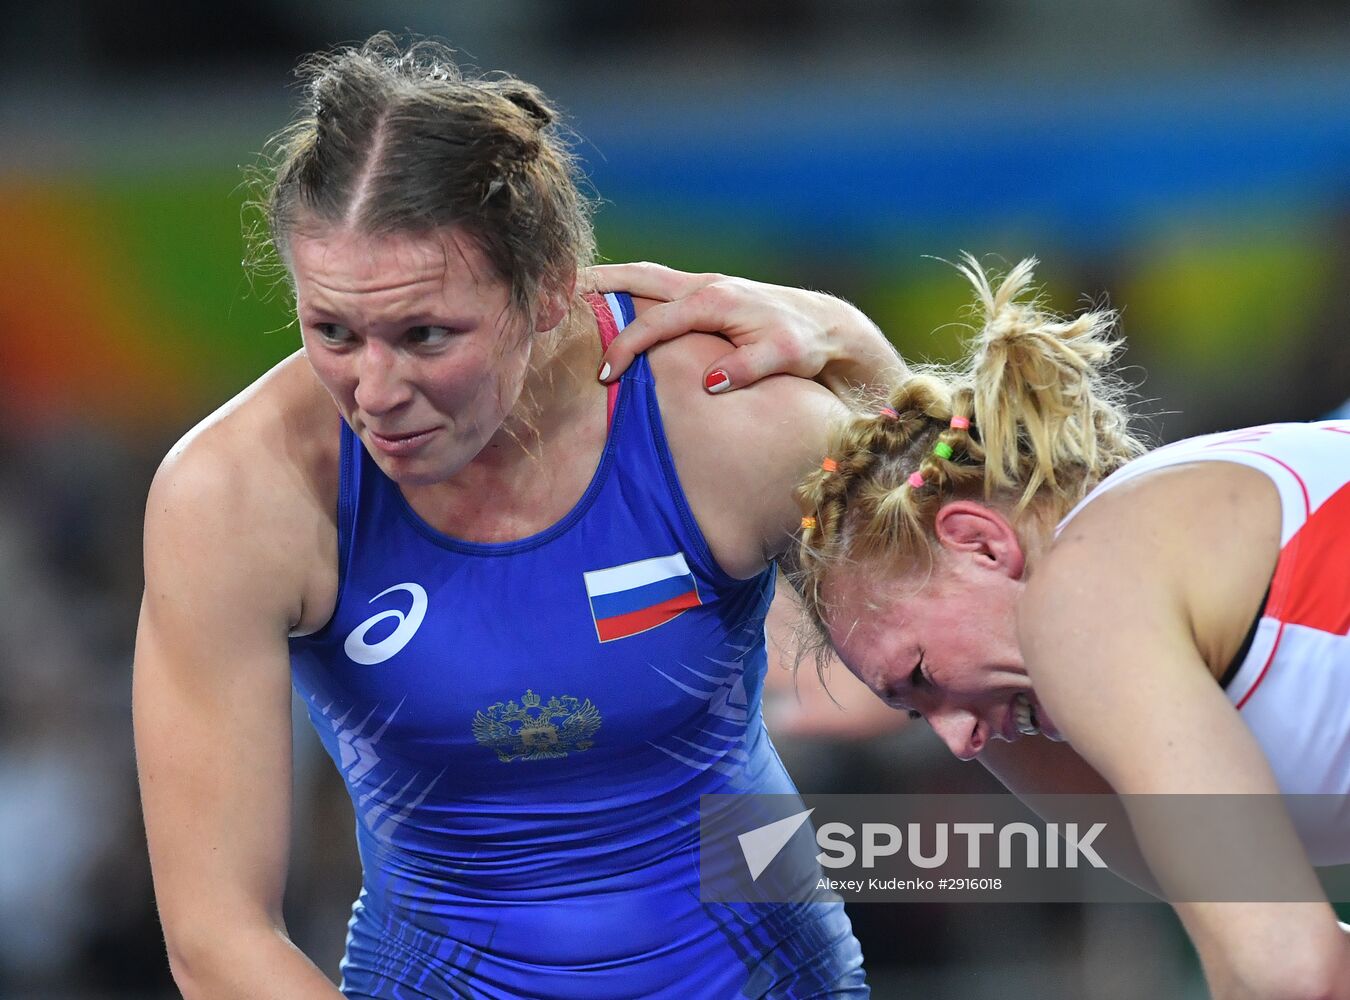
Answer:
[{"left": 289, "top": 293, "right": 867, "bottom": 1000}]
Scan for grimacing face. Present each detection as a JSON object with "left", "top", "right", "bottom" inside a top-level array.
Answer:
[
  {"left": 291, "top": 225, "right": 562, "bottom": 487},
  {"left": 820, "top": 502, "right": 1063, "bottom": 758}
]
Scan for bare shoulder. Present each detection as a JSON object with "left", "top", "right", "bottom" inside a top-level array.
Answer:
[
  {"left": 150, "top": 350, "right": 337, "bottom": 527},
  {"left": 1023, "top": 460, "right": 1280, "bottom": 682},
  {"left": 641, "top": 312, "right": 844, "bottom": 578},
  {"left": 145, "top": 351, "right": 340, "bottom": 633},
  {"left": 1050, "top": 460, "right": 1277, "bottom": 555}
]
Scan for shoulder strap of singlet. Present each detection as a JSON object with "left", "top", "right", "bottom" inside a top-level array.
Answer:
[
  {"left": 586, "top": 292, "right": 628, "bottom": 429},
  {"left": 336, "top": 423, "right": 359, "bottom": 584}
]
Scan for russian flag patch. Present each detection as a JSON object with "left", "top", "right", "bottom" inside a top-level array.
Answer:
[{"left": 583, "top": 553, "right": 703, "bottom": 642}]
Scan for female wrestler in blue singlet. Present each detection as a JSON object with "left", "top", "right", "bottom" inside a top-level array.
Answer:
[{"left": 132, "top": 35, "right": 898, "bottom": 999}]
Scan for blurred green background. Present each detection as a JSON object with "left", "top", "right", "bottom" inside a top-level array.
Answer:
[{"left": 1, "top": 1, "right": 1347, "bottom": 997}]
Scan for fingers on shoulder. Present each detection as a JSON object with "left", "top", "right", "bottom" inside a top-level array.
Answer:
[
  {"left": 589, "top": 260, "right": 723, "bottom": 299},
  {"left": 716, "top": 338, "right": 812, "bottom": 390},
  {"left": 663, "top": 277, "right": 762, "bottom": 338},
  {"left": 652, "top": 326, "right": 842, "bottom": 461},
  {"left": 647, "top": 328, "right": 740, "bottom": 376},
  {"left": 624, "top": 280, "right": 744, "bottom": 341},
  {"left": 603, "top": 298, "right": 690, "bottom": 367}
]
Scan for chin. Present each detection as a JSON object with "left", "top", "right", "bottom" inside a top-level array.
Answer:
[
  {"left": 372, "top": 454, "right": 454, "bottom": 488},
  {"left": 387, "top": 468, "right": 438, "bottom": 488}
]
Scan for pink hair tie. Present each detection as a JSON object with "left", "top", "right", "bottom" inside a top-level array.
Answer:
[
  {"left": 879, "top": 406, "right": 900, "bottom": 420},
  {"left": 950, "top": 415, "right": 970, "bottom": 430},
  {"left": 907, "top": 471, "right": 925, "bottom": 489}
]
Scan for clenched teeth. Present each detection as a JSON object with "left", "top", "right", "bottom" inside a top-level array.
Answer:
[{"left": 1013, "top": 693, "right": 1040, "bottom": 736}]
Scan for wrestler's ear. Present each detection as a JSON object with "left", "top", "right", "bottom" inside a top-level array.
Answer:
[
  {"left": 534, "top": 271, "right": 577, "bottom": 333},
  {"left": 932, "top": 501, "right": 1026, "bottom": 580}
]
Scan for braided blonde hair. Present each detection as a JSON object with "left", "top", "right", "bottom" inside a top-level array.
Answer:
[{"left": 793, "top": 255, "right": 1146, "bottom": 657}]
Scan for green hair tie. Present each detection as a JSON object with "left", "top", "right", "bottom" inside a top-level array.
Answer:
[{"left": 933, "top": 441, "right": 954, "bottom": 460}]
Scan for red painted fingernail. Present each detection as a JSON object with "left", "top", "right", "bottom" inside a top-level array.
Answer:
[{"left": 705, "top": 370, "right": 731, "bottom": 393}]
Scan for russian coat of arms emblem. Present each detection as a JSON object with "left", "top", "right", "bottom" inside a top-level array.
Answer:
[{"left": 472, "top": 689, "right": 603, "bottom": 762}]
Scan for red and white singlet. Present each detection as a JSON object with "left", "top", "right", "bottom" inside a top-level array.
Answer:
[{"left": 1059, "top": 421, "right": 1350, "bottom": 863}]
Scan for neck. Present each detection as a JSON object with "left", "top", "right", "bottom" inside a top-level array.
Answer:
[{"left": 486, "top": 300, "right": 600, "bottom": 470}]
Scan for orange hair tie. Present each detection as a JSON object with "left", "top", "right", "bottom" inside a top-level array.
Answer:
[
  {"left": 800, "top": 516, "right": 818, "bottom": 530},
  {"left": 820, "top": 457, "right": 839, "bottom": 473}
]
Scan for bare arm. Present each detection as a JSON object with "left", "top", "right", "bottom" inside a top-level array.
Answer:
[
  {"left": 134, "top": 419, "right": 343, "bottom": 998},
  {"left": 1019, "top": 474, "right": 1350, "bottom": 1000},
  {"left": 979, "top": 737, "right": 1114, "bottom": 797},
  {"left": 588, "top": 262, "right": 905, "bottom": 396}
]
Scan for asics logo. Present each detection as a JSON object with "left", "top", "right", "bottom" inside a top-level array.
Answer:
[{"left": 344, "top": 583, "right": 428, "bottom": 665}]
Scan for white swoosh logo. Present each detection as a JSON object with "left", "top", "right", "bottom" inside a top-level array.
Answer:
[{"left": 344, "top": 583, "right": 428, "bottom": 665}]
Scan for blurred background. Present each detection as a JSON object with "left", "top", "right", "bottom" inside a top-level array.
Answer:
[{"left": 2, "top": 1, "right": 1348, "bottom": 997}]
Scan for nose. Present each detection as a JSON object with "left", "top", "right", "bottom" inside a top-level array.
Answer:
[
  {"left": 352, "top": 341, "right": 412, "bottom": 416},
  {"left": 927, "top": 707, "right": 986, "bottom": 761}
]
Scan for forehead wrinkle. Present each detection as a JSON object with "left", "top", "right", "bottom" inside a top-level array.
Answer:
[
  {"left": 295, "top": 234, "right": 446, "bottom": 296},
  {"left": 299, "top": 278, "right": 445, "bottom": 333},
  {"left": 304, "top": 270, "right": 443, "bottom": 299}
]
